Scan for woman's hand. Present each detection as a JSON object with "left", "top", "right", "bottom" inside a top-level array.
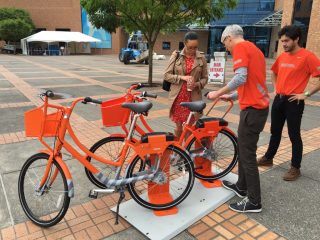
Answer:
[
  {"left": 180, "top": 76, "right": 191, "bottom": 81},
  {"left": 187, "top": 76, "right": 196, "bottom": 91}
]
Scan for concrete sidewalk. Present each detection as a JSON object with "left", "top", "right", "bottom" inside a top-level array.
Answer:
[{"left": 0, "top": 54, "right": 319, "bottom": 239}]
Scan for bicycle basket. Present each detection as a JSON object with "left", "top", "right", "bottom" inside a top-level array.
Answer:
[
  {"left": 101, "top": 96, "right": 131, "bottom": 127},
  {"left": 24, "top": 106, "right": 63, "bottom": 137}
]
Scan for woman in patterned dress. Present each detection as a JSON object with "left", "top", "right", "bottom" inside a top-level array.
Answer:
[{"left": 164, "top": 32, "right": 208, "bottom": 138}]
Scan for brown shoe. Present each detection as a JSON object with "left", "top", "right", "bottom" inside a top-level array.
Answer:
[
  {"left": 283, "top": 167, "right": 301, "bottom": 181},
  {"left": 257, "top": 156, "right": 273, "bottom": 166}
]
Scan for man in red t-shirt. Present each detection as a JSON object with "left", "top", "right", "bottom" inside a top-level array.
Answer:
[
  {"left": 257, "top": 25, "right": 320, "bottom": 181},
  {"left": 207, "top": 25, "right": 269, "bottom": 213}
]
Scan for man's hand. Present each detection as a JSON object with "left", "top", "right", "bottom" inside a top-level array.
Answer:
[
  {"left": 207, "top": 91, "right": 220, "bottom": 100},
  {"left": 220, "top": 94, "right": 232, "bottom": 101},
  {"left": 288, "top": 93, "right": 306, "bottom": 102}
]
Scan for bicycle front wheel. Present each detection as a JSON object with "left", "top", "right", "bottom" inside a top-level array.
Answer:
[
  {"left": 18, "top": 153, "right": 70, "bottom": 227},
  {"left": 86, "top": 136, "right": 127, "bottom": 189},
  {"left": 126, "top": 145, "right": 194, "bottom": 210},
  {"left": 186, "top": 129, "right": 238, "bottom": 181}
]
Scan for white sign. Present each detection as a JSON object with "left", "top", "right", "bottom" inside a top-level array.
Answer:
[
  {"left": 3, "top": 44, "right": 15, "bottom": 51},
  {"left": 208, "top": 59, "right": 225, "bottom": 84}
]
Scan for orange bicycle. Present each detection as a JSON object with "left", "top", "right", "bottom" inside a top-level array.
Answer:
[
  {"left": 19, "top": 90, "right": 195, "bottom": 227},
  {"left": 87, "top": 85, "right": 237, "bottom": 189},
  {"left": 178, "top": 98, "right": 238, "bottom": 182}
]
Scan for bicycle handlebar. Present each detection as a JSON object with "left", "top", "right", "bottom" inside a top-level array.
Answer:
[
  {"left": 46, "top": 90, "right": 54, "bottom": 98},
  {"left": 129, "top": 83, "right": 145, "bottom": 92},
  {"left": 141, "top": 91, "right": 157, "bottom": 99},
  {"left": 82, "top": 97, "right": 102, "bottom": 105},
  {"left": 205, "top": 96, "right": 234, "bottom": 118},
  {"left": 40, "top": 90, "right": 54, "bottom": 98}
]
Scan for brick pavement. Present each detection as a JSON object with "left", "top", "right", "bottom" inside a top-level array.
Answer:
[{"left": 0, "top": 54, "right": 319, "bottom": 239}]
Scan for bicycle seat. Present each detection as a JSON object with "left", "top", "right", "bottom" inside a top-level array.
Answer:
[
  {"left": 122, "top": 101, "right": 153, "bottom": 114},
  {"left": 141, "top": 132, "right": 175, "bottom": 143},
  {"left": 180, "top": 101, "right": 206, "bottom": 112}
]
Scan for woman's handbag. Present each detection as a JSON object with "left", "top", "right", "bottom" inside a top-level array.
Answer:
[{"left": 162, "top": 51, "right": 180, "bottom": 91}]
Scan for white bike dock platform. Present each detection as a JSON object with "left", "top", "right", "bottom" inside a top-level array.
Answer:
[{"left": 111, "top": 173, "right": 238, "bottom": 240}]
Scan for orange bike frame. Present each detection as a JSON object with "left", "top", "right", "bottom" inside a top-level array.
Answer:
[
  {"left": 37, "top": 95, "right": 175, "bottom": 196},
  {"left": 114, "top": 98, "right": 236, "bottom": 149},
  {"left": 180, "top": 99, "right": 235, "bottom": 147},
  {"left": 112, "top": 84, "right": 154, "bottom": 137}
]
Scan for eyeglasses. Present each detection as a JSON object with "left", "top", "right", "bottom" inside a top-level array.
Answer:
[
  {"left": 185, "top": 45, "right": 198, "bottom": 51},
  {"left": 222, "top": 35, "right": 230, "bottom": 45}
]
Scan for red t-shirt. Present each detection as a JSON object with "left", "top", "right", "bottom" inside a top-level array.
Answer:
[
  {"left": 271, "top": 48, "right": 320, "bottom": 95},
  {"left": 232, "top": 41, "right": 269, "bottom": 110}
]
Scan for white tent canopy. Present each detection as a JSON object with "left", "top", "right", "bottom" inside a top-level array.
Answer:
[{"left": 21, "top": 31, "right": 101, "bottom": 55}]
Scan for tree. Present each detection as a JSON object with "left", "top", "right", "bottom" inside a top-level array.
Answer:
[
  {"left": 0, "top": 8, "right": 34, "bottom": 42},
  {"left": 81, "top": 0, "right": 237, "bottom": 85}
]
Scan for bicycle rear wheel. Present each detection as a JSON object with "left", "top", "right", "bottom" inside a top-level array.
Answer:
[
  {"left": 186, "top": 129, "right": 238, "bottom": 181},
  {"left": 18, "top": 153, "right": 70, "bottom": 227},
  {"left": 126, "top": 145, "right": 194, "bottom": 210}
]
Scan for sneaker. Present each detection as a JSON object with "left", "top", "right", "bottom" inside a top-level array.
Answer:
[
  {"left": 283, "top": 166, "right": 301, "bottom": 181},
  {"left": 229, "top": 197, "right": 262, "bottom": 213},
  {"left": 222, "top": 180, "right": 246, "bottom": 198},
  {"left": 257, "top": 156, "right": 273, "bottom": 166}
]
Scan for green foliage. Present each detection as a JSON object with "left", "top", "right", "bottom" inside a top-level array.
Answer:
[
  {"left": 0, "top": 8, "right": 34, "bottom": 42},
  {"left": 81, "top": 0, "right": 236, "bottom": 41},
  {"left": 81, "top": 0, "right": 237, "bottom": 83},
  {"left": 0, "top": 19, "right": 33, "bottom": 42}
]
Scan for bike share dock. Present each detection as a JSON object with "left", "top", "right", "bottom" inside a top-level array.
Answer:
[{"left": 112, "top": 172, "right": 237, "bottom": 240}]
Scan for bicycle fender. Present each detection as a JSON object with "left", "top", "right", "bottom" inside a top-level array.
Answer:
[
  {"left": 109, "top": 133, "right": 127, "bottom": 138},
  {"left": 39, "top": 150, "right": 74, "bottom": 198},
  {"left": 109, "top": 134, "right": 139, "bottom": 143},
  {"left": 222, "top": 127, "right": 237, "bottom": 139},
  {"left": 184, "top": 135, "right": 195, "bottom": 149}
]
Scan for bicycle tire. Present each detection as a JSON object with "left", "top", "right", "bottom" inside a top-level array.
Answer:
[
  {"left": 186, "top": 129, "right": 238, "bottom": 181},
  {"left": 18, "top": 153, "right": 70, "bottom": 227},
  {"left": 126, "top": 145, "right": 195, "bottom": 210},
  {"left": 85, "top": 136, "right": 126, "bottom": 189}
]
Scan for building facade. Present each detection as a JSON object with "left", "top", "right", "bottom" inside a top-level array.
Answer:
[
  {"left": 209, "top": 0, "right": 278, "bottom": 57},
  {"left": 0, "top": 0, "right": 126, "bottom": 54},
  {"left": 0, "top": 0, "right": 82, "bottom": 32},
  {"left": 153, "top": 31, "right": 209, "bottom": 55},
  {"left": 209, "top": 0, "right": 320, "bottom": 58},
  {"left": 280, "top": 0, "right": 320, "bottom": 57},
  {"left": 0, "top": 0, "right": 318, "bottom": 57}
]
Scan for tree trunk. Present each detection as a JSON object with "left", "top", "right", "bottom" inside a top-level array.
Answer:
[{"left": 147, "top": 42, "right": 154, "bottom": 85}]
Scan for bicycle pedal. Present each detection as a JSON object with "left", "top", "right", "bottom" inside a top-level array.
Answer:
[
  {"left": 89, "top": 189, "right": 115, "bottom": 198},
  {"left": 89, "top": 190, "right": 98, "bottom": 199}
]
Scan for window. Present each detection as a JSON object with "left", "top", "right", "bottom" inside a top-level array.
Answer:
[
  {"left": 179, "top": 42, "right": 184, "bottom": 51},
  {"left": 292, "top": 0, "right": 313, "bottom": 47},
  {"left": 55, "top": 28, "right": 71, "bottom": 31},
  {"left": 162, "top": 41, "right": 171, "bottom": 50},
  {"left": 309, "top": 0, "right": 313, "bottom": 10},
  {"left": 296, "top": 1, "right": 301, "bottom": 11},
  {"left": 33, "top": 28, "right": 46, "bottom": 33}
]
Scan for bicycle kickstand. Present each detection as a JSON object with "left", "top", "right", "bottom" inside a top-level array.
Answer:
[{"left": 115, "top": 190, "right": 125, "bottom": 225}]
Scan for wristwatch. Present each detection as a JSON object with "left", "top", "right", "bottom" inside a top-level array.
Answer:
[{"left": 304, "top": 91, "right": 311, "bottom": 97}]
